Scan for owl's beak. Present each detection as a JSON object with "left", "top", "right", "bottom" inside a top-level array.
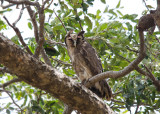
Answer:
[{"left": 73, "top": 40, "right": 77, "bottom": 47}]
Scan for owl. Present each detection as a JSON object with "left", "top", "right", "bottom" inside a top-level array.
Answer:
[{"left": 65, "top": 30, "right": 112, "bottom": 100}]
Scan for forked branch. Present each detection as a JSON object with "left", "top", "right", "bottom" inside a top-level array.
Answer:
[{"left": 85, "top": 17, "right": 149, "bottom": 88}]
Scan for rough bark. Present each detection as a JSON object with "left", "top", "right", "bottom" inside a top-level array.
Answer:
[{"left": 0, "top": 34, "right": 115, "bottom": 114}]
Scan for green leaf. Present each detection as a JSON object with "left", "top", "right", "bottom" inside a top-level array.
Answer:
[
  {"left": 0, "top": 8, "right": 12, "bottom": 14},
  {"left": 99, "top": 23, "right": 108, "bottom": 31},
  {"left": 109, "top": 9, "right": 117, "bottom": 17},
  {"left": 81, "top": 2, "right": 89, "bottom": 13},
  {"left": 84, "top": 16, "right": 92, "bottom": 30},
  {"left": 104, "top": 6, "right": 108, "bottom": 13},
  {"left": 21, "top": 95, "right": 28, "bottom": 107},
  {"left": 87, "top": 13, "right": 96, "bottom": 19},
  {"left": 156, "top": 98, "right": 160, "bottom": 107},
  {"left": 117, "top": 10, "right": 123, "bottom": 16},
  {"left": 116, "top": 0, "right": 121, "bottom": 8},
  {"left": 53, "top": 24, "right": 63, "bottom": 30},
  {"left": 9, "top": 107, "right": 14, "bottom": 110},
  {"left": 79, "top": 0, "right": 82, "bottom": 3},
  {"left": 0, "top": 19, "right": 6, "bottom": 30},
  {"left": 147, "top": 5, "right": 154, "bottom": 9},
  {"left": 11, "top": 35, "right": 20, "bottom": 45},
  {"left": 101, "top": 0, "right": 106, "bottom": 4},
  {"left": 28, "top": 22, "right": 32, "bottom": 30},
  {"left": 32, "top": 106, "right": 45, "bottom": 114},
  {"left": 6, "top": 109, "right": 10, "bottom": 114},
  {"left": 122, "top": 14, "right": 138, "bottom": 22},
  {"left": 45, "top": 9, "right": 53, "bottom": 13},
  {"left": 26, "top": 107, "right": 32, "bottom": 114}
]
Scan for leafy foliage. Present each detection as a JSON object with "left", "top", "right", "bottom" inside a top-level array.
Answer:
[{"left": 0, "top": 0, "right": 160, "bottom": 114}]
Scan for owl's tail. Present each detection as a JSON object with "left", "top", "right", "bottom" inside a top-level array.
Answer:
[{"left": 90, "top": 80, "right": 112, "bottom": 100}]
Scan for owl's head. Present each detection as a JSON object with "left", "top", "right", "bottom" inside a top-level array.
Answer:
[{"left": 65, "top": 30, "right": 85, "bottom": 47}]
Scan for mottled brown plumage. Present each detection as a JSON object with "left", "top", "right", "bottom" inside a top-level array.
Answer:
[{"left": 65, "top": 30, "right": 112, "bottom": 100}]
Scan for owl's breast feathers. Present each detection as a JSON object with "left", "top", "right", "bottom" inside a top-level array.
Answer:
[{"left": 66, "top": 39, "right": 112, "bottom": 100}]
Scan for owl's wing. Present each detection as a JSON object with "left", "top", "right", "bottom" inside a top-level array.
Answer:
[
  {"left": 78, "top": 40, "right": 112, "bottom": 100},
  {"left": 79, "top": 40, "right": 103, "bottom": 75}
]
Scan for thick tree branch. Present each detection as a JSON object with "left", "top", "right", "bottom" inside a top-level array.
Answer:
[
  {"left": 26, "top": 5, "right": 39, "bottom": 42},
  {"left": 34, "top": 7, "right": 45, "bottom": 58},
  {"left": 0, "top": 34, "right": 115, "bottom": 114},
  {"left": 26, "top": 5, "right": 52, "bottom": 66},
  {"left": 151, "top": 0, "right": 160, "bottom": 31},
  {"left": 157, "top": 0, "right": 160, "bottom": 9}
]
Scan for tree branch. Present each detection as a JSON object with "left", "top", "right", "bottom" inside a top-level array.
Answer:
[
  {"left": 4, "top": 88, "right": 23, "bottom": 113},
  {"left": 85, "top": 29, "right": 146, "bottom": 88},
  {"left": 0, "top": 67, "right": 13, "bottom": 74},
  {"left": 41, "top": 48, "right": 52, "bottom": 66},
  {"left": 0, "top": 34, "right": 115, "bottom": 114},
  {"left": 26, "top": 5, "right": 39, "bottom": 42},
  {"left": 13, "top": 7, "right": 24, "bottom": 26},
  {"left": 44, "top": 0, "right": 53, "bottom": 10},
  {"left": 0, "top": 78, "right": 21, "bottom": 88},
  {"left": 4, "top": 0, "right": 39, "bottom": 7},
  {"left": 46, "top": 38, "right": 66, "bottom": 48},
  {"left": 26, "top": 5, "right": 52, "bottom": 66},
  {"left": 3, "top": 16, "right": 33, "bottom": 55},
  {"left": 53, "top": 9, "right": 67, "bottom": 33},
  {"left": 34, "top": 7, "right": 45, "bottom": 58},
  {"left": 51, "top": 58, "right": 72, "bottom": 66},
  {"left": 1, "top": 3, "right": 15, "bottom": 9}
]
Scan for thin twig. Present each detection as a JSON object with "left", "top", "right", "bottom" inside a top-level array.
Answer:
[
  {"left": 53, "top": 9, "right": 67, "bottom": 33},
  {"left": 0, "top": 67, "right": 13, "bottom": 75},
  {"left": 78, "top": 19, "right": 83, "bottom": 31},
  {"left": 112, "top": 91, "right": 123, "bottom": 98},
  {"left": 143, "top": 0, "right": 149, "bottom": 11},
  {"left": 135, "top": 104, "right": 140, "bottom": 114},
  {"left": 13, "top": 7, "right": 25, "bottom": 27},
  {"left": 135, "top": 66, "right": 160, "bottom": 91},
  {"left": 44, "top": 0, "right": 53, "bottom": 10},
  {"left": 111, "top": 99, "right": 125, "bottom": 104},
  {"left": 4, "top": 88, "right": 23, "bottom": 113},
  {"left": 0, "top": 78, "right": 21, "bottom": 88},
  {"left": 51, "top": 58, "right": 72, "bottom": 66},
  {"left": 3, "top": 16, "right": 33, "bottom": 55},
  {"left": 126, "top": 46, "right": 139, "bottom": 53},
  {"left": 46, "top": 38, "right": 66, "bottom": 48},
  {"left": 155, "top": 36, "right": 160, "bottom": 43},
  {"left": 42, "top": 0, "right": 50, "bottom": 9},
  {"left": 1, "top": 3, "right": 15, "bottom": 9}
]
